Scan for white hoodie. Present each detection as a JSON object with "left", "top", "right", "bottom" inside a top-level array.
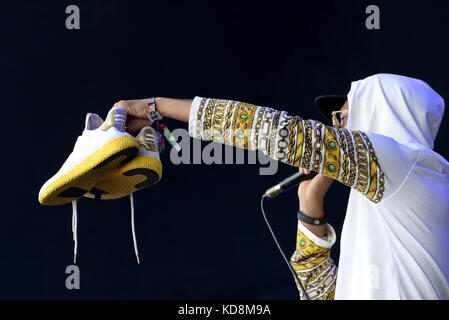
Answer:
[{"left": 336, "top": 74, "right": 449, "bottom": 299}]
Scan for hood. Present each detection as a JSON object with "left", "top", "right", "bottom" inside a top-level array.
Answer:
[{"left": 346, "top": 74, "right": 445, "bottom": 149}]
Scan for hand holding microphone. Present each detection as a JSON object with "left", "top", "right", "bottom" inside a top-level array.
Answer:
[
  {"left": 296, "top": 168, "right": 334, "bottom": 204},
  {"left": 260, "top": 166, "right": 331, "bottom": 300}
]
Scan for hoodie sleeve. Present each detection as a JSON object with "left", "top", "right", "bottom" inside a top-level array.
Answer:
[
  {"left": 189, "top": 97, "right": 385, "bottom": 203},
  {"left": 290, "top": 222, "right": 337, "bottom": 300}
]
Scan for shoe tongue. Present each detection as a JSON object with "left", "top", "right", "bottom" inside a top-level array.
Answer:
[
  {"left": 100, "top": 107, "right": 127, "bottom": 131},
  {"left": 85, "top": 113, "right": 104, "bottom": 130},
  {"left": 136, "top": 126, "right": 158, "bottom": 151}
]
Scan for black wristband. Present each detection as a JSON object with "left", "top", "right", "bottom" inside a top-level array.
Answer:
[{"left": 297, "top": 210, "right": 327, "bottom": 226}]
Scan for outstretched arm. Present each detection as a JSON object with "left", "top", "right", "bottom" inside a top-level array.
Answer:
[{"left": 114, "top": 96, "right": 385, "bottom": 203}]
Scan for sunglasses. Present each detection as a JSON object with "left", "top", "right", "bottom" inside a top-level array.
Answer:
[{"left": 331, "top": 110, "right": 349, "bottom": 128}]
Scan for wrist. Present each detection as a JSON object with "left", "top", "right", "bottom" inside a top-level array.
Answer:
[
  {"left": 153, "top": 97, "right": 192, "bottom": 123},
  {"left": 299, "top": 191, "right": 325, "bottom": 205},
  {"left": 299, "top": 204, "right": 325, "bottom": 219},
  {"left": 154, "top": 97, "right": 166, "bottom": 117},
  {"left": 299, "top": 195, "right": 325, "bottom": 219}
]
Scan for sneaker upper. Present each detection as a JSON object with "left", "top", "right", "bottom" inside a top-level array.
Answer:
[
  {"left": 39, "top": 107, "right": 133, "bottom": 195},
  {"left": 135, "top": 126, "right": 160, "bottom": 160}
]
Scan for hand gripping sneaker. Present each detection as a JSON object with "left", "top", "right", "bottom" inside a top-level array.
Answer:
[
  {"left": 84, "top": 126, "right": 162, "bottom": 200},
  {"left": 38, "top": 107, "right": 140, "bottom": 206}
]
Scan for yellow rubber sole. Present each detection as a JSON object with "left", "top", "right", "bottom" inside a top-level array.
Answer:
[
  {"left": 84, "top": 155, "right": 162, "bottom": 200},
  {"left": 39, "top": 136, "right": 140, "bottom": 206}
]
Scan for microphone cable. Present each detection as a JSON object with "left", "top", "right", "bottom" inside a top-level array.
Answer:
[{"left": 260, "top": 196, "right": 310, "bottom": 300}]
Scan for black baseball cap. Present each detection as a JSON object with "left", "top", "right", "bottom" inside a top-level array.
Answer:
[{"left": 314, "top": 95, "right": 347, "bottom": 122}]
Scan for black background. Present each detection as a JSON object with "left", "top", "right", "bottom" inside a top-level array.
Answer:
[{"left": 1, "top": 0, "right": 448, "bottom": 299}]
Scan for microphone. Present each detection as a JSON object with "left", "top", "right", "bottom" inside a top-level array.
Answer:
[{"left": 263, "top": 171, "right": 317, "bottom": 199}]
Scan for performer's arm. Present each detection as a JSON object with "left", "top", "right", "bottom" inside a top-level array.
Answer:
[
  {"left": 291, "top": 171, "right": 337, "bottom": 300},
  {"left": 186, "top": 96, "right": 385, "bottom": 203},
  {"left": 114, "top": 96, "right": 385, "bottom": 203}
]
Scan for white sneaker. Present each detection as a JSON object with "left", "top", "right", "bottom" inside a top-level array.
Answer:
[
  {"left": 84, "top": 126, "right": 162, "bottom": 200},
  {"left": 38, "top": 107, "right": 140, "bottom": 206}
]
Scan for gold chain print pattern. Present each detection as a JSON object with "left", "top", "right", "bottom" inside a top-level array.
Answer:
[
  {"left": 222, "top": 100, "right": 238, "bottom": 145},
  {"left": 342, "top": 129, "right": 357, "bottom": 187},
  {"left": 287, "top": 116, "right": 301, "bottom": 164},
  {"left": 203, "top": 98, "right": 218, "bottom": 140},
  {"left": 353, "top": 132, "right": 370, "bottom": 194},
  {"left": 253, "top": 107, "right": 265, "bottom": 149},
  {"left": 260, "top": 107, "right": 277, "bottom": 154},
  {"left": 301, "top": 120, "right": 314, "bottom": 170},
  {"left": 312, "top": 122, "right": 324, "bottom": 172},
  {"left": 190, "top": 97, "right": 385, "bottom": 203},
  {"left": 195, "top": 97, "right": 208, "bottom": 139},
  {"left": 277, "top": 112, "right": 294, "bottom": 161},
  {"left": 211, "top": 99, "right": 228, "bottom": 143},
  {"left": 337, "top": 128, "right": 349, "bottom": 184},
  {"left": 290, "top": 227, "right": 337, "bottom": 300},
  {"left": 361, "top": 132, "right": 385, "bottom": 202},
  {"left": 268, "top": 111, "right": 282, "bottom": 158},
  {"left": 293, "top": 119, "right": 304, "bottom": 167}
]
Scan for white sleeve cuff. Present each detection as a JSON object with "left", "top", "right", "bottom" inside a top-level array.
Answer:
[
  {"left": 188, "top": 96, "right": 204, "bottom": 139},
  {"left": 297, "top": 221, "right": 337, "bottom": 249}
]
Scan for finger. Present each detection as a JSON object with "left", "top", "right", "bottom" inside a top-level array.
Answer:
[
  {"left": 315, "top": 173, "right": 334, "bottom": 184},
  {"left": 113, "top": 100, "right": 126, "bottom": 108},
  {"left": 113, "top": 100, "right": 131, "bottom": 114}
]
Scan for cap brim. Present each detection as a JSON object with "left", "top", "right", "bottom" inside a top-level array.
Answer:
[{"left": 314, "top": 95, "right": 347, "bottom": 122}]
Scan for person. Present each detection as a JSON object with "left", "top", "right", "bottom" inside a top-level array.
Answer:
[{"left": 111, "top": 74, "right": 449, "bottom": 299}]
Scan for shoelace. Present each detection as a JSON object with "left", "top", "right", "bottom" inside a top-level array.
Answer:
[
  {"left": 125, "top": 129, "right": 159, "bottom": 264},
  {"left": 72, "top": 200, "right": 78, "bottom": 264},
  {"left": 145, "top": 132, "right": 158, "bottom": 145},
  {"left": 69, "top": 111, "right": 145, "bottom": 264},
  {"left": 130, "top": 193, "right": 140, "bottom": 264},
  {"left": 70, "top": 196, "right": 140, "bottom": 264},
  {"left": 113, "top": 113, "right": 126, "bottom": 125}
]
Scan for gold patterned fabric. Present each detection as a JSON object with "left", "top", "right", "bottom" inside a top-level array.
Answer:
[
  {"left": 290, "top": 227, "right": 337, "bottom": 300},
  {"left": 189, "top": 96, "right": 385, "bottom": 203}
]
